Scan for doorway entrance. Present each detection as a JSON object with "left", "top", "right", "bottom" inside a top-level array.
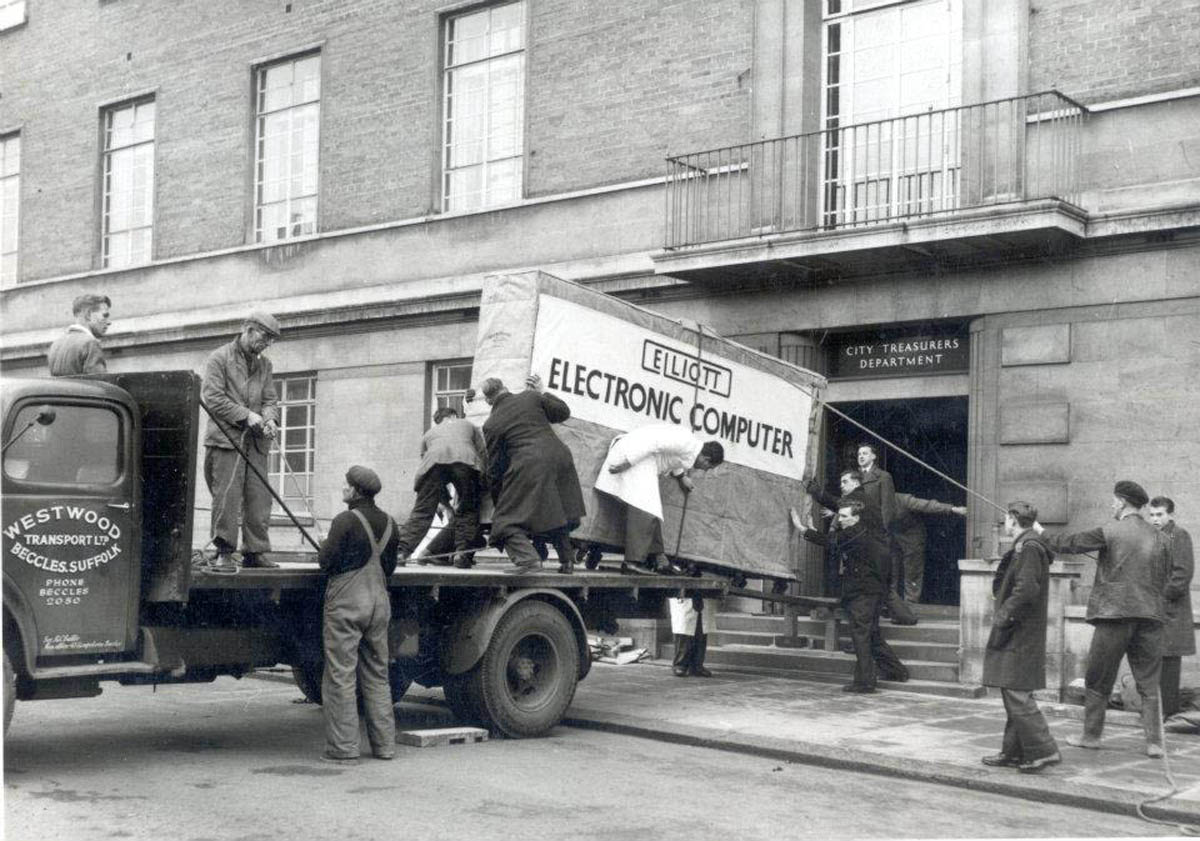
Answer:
[{"left": 824, "top": 396, "right": 968, "bottom": 605}]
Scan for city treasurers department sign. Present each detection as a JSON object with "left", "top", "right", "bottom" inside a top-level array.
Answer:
[{"left": 828, "top": 329, "right": 969, "bottom": 379}]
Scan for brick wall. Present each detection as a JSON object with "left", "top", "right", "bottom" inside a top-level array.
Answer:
[
  {"left": 0, "top": 0, "right": 751, "bottom": 283},
  {"left": 1029, "top": 0, "right": 1200, "bottom": 103}
]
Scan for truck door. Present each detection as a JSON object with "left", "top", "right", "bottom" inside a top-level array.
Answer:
[{"left": 2, "top": 397, "right": 141, "bottom": 658}]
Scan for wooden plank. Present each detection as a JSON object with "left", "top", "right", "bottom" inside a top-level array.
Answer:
[{"left": 395, "top": 727, "right": 490, "bottom": 748}]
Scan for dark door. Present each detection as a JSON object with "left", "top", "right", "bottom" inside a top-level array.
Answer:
[
  {"left": 824, "top": 396, "right": 968, "bottom": 605},
  {"left": 2, "top": 398, "right": 141, "bottom": 657}
]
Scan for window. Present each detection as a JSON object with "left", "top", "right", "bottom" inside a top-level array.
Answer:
[
  {"left": 3, "top": 403, "right": 122, "bottom": 486},
  {"left": 0, "top": 133, "right": 17, "bottom": 285},
  {"left": 0, "top": 0, "right": 26, "bottom": 30},
  {"left": 822, "top": 0, "right": 963, "bottom": 225},
  {"left": 432, "top": 361, "right": 472, "bottom": 422},
  {"left": 268, "top": 374, "right": 316, "bottom": 515},
  {"left": 442, "top": 2, "right": 525, "bottom": 212},
  {"left": 102, "top": 99, "right": 156, "bottom": 268},
  {"left": 255, "top": 53, "right": 320, "bottom": 243}
]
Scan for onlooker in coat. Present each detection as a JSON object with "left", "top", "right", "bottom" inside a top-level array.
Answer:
[
  {"left": 893, "top": 492, "right": 968, "bottom": 603},
  {"left": 317, "top": 465, "right": 400, "bottom": 764},
  {"left": 481, "top": 374, "right": 586, "bottom": 574},
  {"left": 799, "top": 499, "right": 909, "bottom": 692},
  {"left": 1148, "top": 496, "right": 1195, "bottom": 718},
  {"left": 47, "top": 294, "right": 111, "bottom": 376},
  {"left": 201, "top": 310, "right": 282, "bottom": 573},
  {"left": 396, "top": 406, "right": 487, "bottom": 568},
  {"left": 855, "top": 442, "right": 919, "bottom": 625},
  {"left": 1034, "top": 480, "right": 1171, "bottom": 756},
  {"left": 669, "top": 594, "right": 718, "bottom": 677},
  {"left": 982, "top": 501, "right": 1061, "bottom": 773},
  {"left": 595, "top": 423, "right": 723, "bottom": 574}
]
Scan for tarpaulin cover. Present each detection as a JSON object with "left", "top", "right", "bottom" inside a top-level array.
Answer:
[{"left": 469, "top": 271, "right": 826, "bottom": 582}]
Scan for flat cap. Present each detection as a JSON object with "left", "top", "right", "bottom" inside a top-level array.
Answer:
[
  {"left": 1114, "top": 480, "right": 1148, "bottom": 508},
  {"left": 346, "top": 465, "right": 382, "bottom": 497},
  {"left": 245, "top": 309, "right": 281, "bottom": 337}
]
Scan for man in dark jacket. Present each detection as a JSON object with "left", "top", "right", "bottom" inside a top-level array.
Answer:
[
  {"left": 893, "top": 492, "right": 968, "bottom": 603},
  {"left": 47, "top": 293, "right": 111, "bottom": 376},
  {"left": 982, "top": 501, "right": 1061, "bottom": 773},
  {"left": 396, "top": 406, "right": 487, "bottom": 568},
  {"left": 317, "top": 465, "right": 400, "bottom": 764},
  {"left": 1148, "top": 496, "right": 1194, "bottom": 718},
  {"left": 799, "top": 500, "right": 908, "bottom": 692},
  {"left": 200, "top": 310, "right": 281, "bottom": 573},
  {"left": 482, "top": 375, "right": 586, "bottom": 574},
  {"left": 1035, "top": 480, "right": 1171, "bottom": 756}
]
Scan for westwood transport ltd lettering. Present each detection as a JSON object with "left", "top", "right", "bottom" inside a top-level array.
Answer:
[
  {"left": 3, "top": 505, "right": 122, "bottom": 574},
  {"left": 547, "top": 357, "right": 795, "bottom": 458}
]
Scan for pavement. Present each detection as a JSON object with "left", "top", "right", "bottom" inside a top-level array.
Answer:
[{"left": 400, "top": 661, "right": 1200, "bottom": 828}]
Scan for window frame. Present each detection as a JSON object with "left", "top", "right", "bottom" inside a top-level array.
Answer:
[
  {"left": 267, "top": 373, "right": 317, "bottom": 518},
  {"left": 253, "top": 50, "right": 323, "bottom": 244},
  {"left": 440, "top": 0, "right": 528, "bottom": 213},
  {"left": 2, "top": 399, "right": 128, "bottom": 490},
  {"left": 0, "top": 131, "right": 19, "bottom": 288},
  {"left": 101, "top": 96, "right": 157, "bottom": 269},
  {"left": 428, "top": 359, "right": 474, "bottom": 427}
]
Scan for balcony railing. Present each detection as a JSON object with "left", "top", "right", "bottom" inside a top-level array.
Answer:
[{"left": 665, "top": 91, "right": 1087, "bottom": 249}]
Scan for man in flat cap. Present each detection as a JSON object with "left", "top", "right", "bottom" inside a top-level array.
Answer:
[
  {"left": 317, "top": 466, "right": 400, "bottom": 764},
  {"left": 1034, "top": 480, "right": 1171, "bottom": 756},
  {"left": 200, "top": 310, "right": 282, "bottom": 573},
  {"left": 47, "top": 293, "right": 111, "bottom": 376}
]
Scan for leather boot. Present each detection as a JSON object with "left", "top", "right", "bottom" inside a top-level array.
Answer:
[{"left": 1066, "top": 689, "right": 1106, "bottom": 749}]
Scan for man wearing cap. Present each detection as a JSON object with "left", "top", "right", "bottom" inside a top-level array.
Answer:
[
  {"left": 317, "top": 466, "right": 400, "bottom": 764},
  {"left": 1034, "top": 480, "right": 1171, "bottom": 756},
  {"left": 200, "top": 310, "right": 282, "bottom": 573},
  {"left": 47, "top": 293, "right": 111, "bottom": 376}
]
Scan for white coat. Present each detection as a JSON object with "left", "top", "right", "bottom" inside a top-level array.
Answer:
[
  {"left": 593, "top": 424, "right": 703, "bottom": 521},
  {"left": 669, "top": 597, "right": 721, "bottom": 636}
]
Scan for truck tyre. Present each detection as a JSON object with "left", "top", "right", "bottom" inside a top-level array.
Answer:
[
  {"left": 478, "top": 600, "right": 579, "bottom": 738},
  {"left": 290, "top": 660, "right": 412, "bottom": 706},
  {"left": 442, "top": 665, "right": 490, "bottom": 725},
  {"left": 3, "top": 651, "right": 14, "bottom": 736}
]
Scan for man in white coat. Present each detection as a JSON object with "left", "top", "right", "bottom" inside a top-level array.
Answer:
[{"left": 594, "top": 423, "right": 724, "bottom": 574}]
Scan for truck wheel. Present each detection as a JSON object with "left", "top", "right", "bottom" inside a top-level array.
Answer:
[
  {"left": 3, "top": 651, "right": 14, "bottom": 736},
  {"left": 442, "top": 666, "right": 490, "bottom": 725},
  {"left": 290, "top": 660, "right": 412, "bottom": 706},
  {"left": 478, "top": 600, "right": 579, "bottom": 738}
]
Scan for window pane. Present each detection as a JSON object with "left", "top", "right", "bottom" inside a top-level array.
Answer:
[
  {"left": 256, "top": 56, "right": 320, "bottom": 243},
  {"left": 3, "top": 404, "right": 120, "bottom": 485}
]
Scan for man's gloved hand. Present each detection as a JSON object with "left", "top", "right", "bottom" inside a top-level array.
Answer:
[
  {"left": 263, "top": 419, "right": 279, "bottom": 440},
  {"left": 678, "top": 474, "right": 695, "bottom": 494}
]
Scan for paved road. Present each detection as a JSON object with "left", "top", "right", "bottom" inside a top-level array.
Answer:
[{"left": 2, "top": 676, "right": 1176, "bottom": 841}]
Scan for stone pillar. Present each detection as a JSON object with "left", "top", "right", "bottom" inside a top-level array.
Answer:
[{"left": 958, "top": 557, "right": 1085, "bottom": 694}]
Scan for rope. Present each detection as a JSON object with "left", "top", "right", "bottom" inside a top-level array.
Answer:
[{"left": 1134, "top": 693, "right": 1200, "bottom": 835}]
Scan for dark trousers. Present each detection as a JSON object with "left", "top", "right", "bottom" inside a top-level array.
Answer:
[
  {"left": 624, "top": 505, "right": 665, "bottom": 563},
  {"left": 844, "top": 592, "right": 907, "bottom": 688},
  {"left": 673, "top": 606, "right": 707, "bottom": 674},
  {"left": 396, "top": 463, "right": 481, "bottom": 554},
  {"left": 1083, "top": 618, "right": 1164, "bottom": 743},
  {"left": 1162, "top": 655, "right": 1183, "bottom": 718},
  {"left": 204, "top": 445, "right": 272, "bottom": 553},
  {"left": 1000, "top": 688, "right": 1058, "bottom": 761},
  {"left": 504, "top": 526, "right": 574, "bottom": 568}
]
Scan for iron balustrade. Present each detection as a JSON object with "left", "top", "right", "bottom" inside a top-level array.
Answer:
[{"left": 664, "top": 90, "right": 1088, "bottom": 249}]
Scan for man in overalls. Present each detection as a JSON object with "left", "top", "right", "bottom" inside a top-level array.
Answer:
[{"left": 317, "top": 465, "right": 400, "bottom": 764}]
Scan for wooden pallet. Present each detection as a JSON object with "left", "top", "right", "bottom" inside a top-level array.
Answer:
[{"left": 395, "top": 726, "right": 490, "bottom": 748}]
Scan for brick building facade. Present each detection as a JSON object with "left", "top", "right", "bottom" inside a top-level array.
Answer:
[{"left": 2, "top": 0, "right": 1198, "bottom": 612}]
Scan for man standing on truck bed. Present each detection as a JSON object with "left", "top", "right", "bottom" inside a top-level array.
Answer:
[
  {"left": 201, "top": 310, "right": 282, "bottom": 573},
  {"left": 318, "top": 465, "right": 400, "bottom": 765},
  {"left": 594, "top": 423, "right": 723, "bottom": 574},
  {"left": 482, "top": 374, "right": 585, "bottom": 574},
  {"left": 47, "top": 293, "right": 111, "bottom": 376}
]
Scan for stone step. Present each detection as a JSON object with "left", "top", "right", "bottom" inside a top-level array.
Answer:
[
  {"left": 710, "top": 630, "right": 960, "bottom": 663},
  {"left": 714, "top": 613, "right": 960, "bottom": 644},
  {"left": 662, "top": 643, "right": 960, "bottom": 684}
]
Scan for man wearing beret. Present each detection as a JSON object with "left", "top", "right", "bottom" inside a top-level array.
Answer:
[
  {"left": 1034, "top": 480, "right": 1171, "bottom": 756},
  {"left": 317, "top": 466, "right": 400, "bottom": 764},
  {"left": 201, "top": 310, "right": 282, "bottom": 573}
]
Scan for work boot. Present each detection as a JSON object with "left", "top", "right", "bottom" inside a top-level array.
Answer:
[
  {"left": 241, "top": 552, "right": 279, "bottom": 569},
  {"left": 1066, "top": 689, "right": 1106, "bottom": 749},
  {"left": 980, "top": 753, "right": 1021, "bottom": 768},
  {"left": 1017, "top": 751, "right": 1062, "bottom": 774},
  {"left": 208, "top": 553, "right": 239, "bottom": 574},
  {"left": 452, "top": 552, "right": 476, "bottom": 569}
]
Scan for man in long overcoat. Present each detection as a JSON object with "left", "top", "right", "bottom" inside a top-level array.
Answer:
[
  {"left": 799, "top": 499, "right": 908, "bottom": 692},
  {"left": 1149, "top": 495, "right": 1195, "bottom": 718},
  {"left": 982, "top": 501, "right": 1061, "bottom": 773},
  {"left": 1035, "top": 480, "right": 1171, "bottom": 756},
  {"left": 855, "top": 442, "right": 918, "bottom": 625},
  {"left": 481, "top": 375, "right": 585, "bottom": 574}
]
